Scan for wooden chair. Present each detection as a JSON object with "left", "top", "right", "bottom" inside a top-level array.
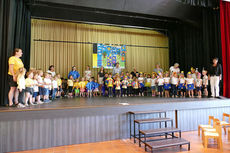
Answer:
[
  {"left": 202, "top": 118, "right": 219, "bottom": 142},
  {"left": 228, "top": 128, "right": 230, "bottom": 140},
  {"left": 203, "top": 120, "right": 223, "bottom": 150},
  {"left": 221, "top": 113, "right": 230, "bottom": 134},
  {"left": 198, "top": 116, "right": 214, "bottom": 136}
]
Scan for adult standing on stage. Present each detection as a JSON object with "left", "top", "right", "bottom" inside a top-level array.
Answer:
[
  {"left": 8, "top": 48, "right": 24, "bottom": 106},
  {"left": 153, "top": 63, "right": 163, "bottom": 75},
  {"left": 98, "top": 66, "right": 105, "bottom": 85},
  {"left": 84, "top": 65, "right": 92, "bottom": 81},
  {"left": 98, "top": 66, "right": 105, "bottom": 95},
  {"left": 131, "top": 68, "right": 138, "bottom": 78},
  {"left": 112, "top": 63, "right": 122, "bottom": 76},
  {"left": 47, "top": 65, "right": 56, "bottom": 77},
  {"left": 68, "top": 66, "right": 80, "bottom": 79},
  {"left": 169, "top": 63, "right": 180, "bottom": 74},
  {"left": 209, "top": 57, "right": 222, "bottom": 98}
]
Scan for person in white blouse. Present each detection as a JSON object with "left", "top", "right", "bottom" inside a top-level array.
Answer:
[
  {"left": 47, "top": 65, "right": 56, "bottom": 77},
  {"left": 169, "top": 63, "right": 180, "bottom": 75},
  {"left": 84, "top": 65, "right": 92, "bottom": 81}
]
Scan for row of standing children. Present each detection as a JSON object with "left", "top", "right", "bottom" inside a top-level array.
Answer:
[{"left": 16, "top": 68, "right": 62, "bottom": 108}]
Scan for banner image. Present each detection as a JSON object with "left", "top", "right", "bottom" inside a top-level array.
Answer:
[{"left": 93, "top": 44, "right": 126, "bottom": 69}]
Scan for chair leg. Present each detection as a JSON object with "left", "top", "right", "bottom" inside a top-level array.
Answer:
[
  {"left": 204, "top": 137, "right": 208, "bottom": 148},
  {"left": 228, "top": 130, "right": 230, "bottom": 141},
  {"left": 198, "top": 126, "right": 200, "bottom": 136},
  {"left": 223, "top": 126, "right": 227, "bottom": 135},
  {"left": 218, "top": 138, "right": 223, "bottom": 150}
]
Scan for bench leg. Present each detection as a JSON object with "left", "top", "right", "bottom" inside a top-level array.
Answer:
[
  {"left": 139, "top": 132, "right": 141, "bottom": 147},
  {"left": 129, "top": 114, "right": 132, "bottom": 139},
  {"left": 138, "top": 124, "right": 140, "bottom": 145},
  {"left": 134, "top": 122, "right": 136, "bottom": 143},
  {"left": 179, "top": 131, "right": 181, "bottom": 138},
  {"left": 145, "top": 144, "right": 147, "bottom": 151},
  {"left": 188, "top": 143, "right": 190, "bottom": 151}
]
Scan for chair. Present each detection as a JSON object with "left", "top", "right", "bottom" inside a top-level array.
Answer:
[
  {"left": 228, "top": 128, "right": 230, "bottom": 140},
  {"left": 202, "top": 118, "right": 219, "bottom": 142},
  {"left": 198, "top": 116, "right": 214, "bottom": 136},
  {"left": 221, "top": 113, "right": 230, "bottom": 134},
  {"left": 203, "top": 120, "right": 223, "bottom": 150}
]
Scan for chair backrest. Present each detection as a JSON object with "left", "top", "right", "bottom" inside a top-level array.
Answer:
[
  {"left": 215, "top": 121, "right": 222, "bottom": 138},
  {"left": 213, "top": 118, "right": 220, "bottom": 128},
  {"left": 208, "top": 116, "right": 215, "bottom": 125},
  {"left": 223, "top": 113, "right": 230, "bottom": 122}
]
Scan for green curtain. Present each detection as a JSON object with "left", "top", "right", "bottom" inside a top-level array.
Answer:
[{"left": 0, "top": 0, "right": 31, "bottom": 106}]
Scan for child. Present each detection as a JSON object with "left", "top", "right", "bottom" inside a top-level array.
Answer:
[
  {"left": 17, "top": 67, "right": 26, "bottom": 108},
  {"left": 56, "top": 74, "right": 62, "bottom": 98},
  {"left": 127, "top": 74, "right": 133, "bottom": 96},
  {"left": 73, "top": 78, "right": 80, "bottom": 97},
  {"left": 43, "top": 73, "right": 52, "bottom": 102},
  {"left": 195, "top": 73, "right": 203, "bottom": 98},
  {"left": 103, "top": 73, "right": 109, "bottom": 96},
  {"left": 93, "top": 80, "right": 100, "bottom": 96},
  {"left": 150, "top": 73, "right": 157, "bottom": 97},
  {"left": 78, "top": 77, "right": 86, "bottom": 97},
  {"left": 132, "top": 77, "right": 139, "bottom": 96},
  {"left": 86, "top": 77, "right": 95, "bottom": 97},
  {"left": 106, "top": 73, "right": 114, "bottom": 98},
  {"left": 186, "top": 72, "right": 195, "bottom": 98},
  {"left": 202, "top": 70, "right": 208, "bottom": 97},
  {"left": 37, "top": 70, "right": 44, "bottom": 101},
  {"left": 157, "top": 73, "right": 164, "bottom": 97},
  {"left": 61, "top": 78, "right": 68, "bottom": 97},
  {"left": 25, "top": 71, "right": 35, "bottom": 106},
  {"left": 138, "top": 73, "right": 145, "bottom": 96},
  {"left": 114, "top": 77, "right": 121, "bottom": 97},
  {"left": 163, "top": 72, "right": 171, "bottom": 98},
  {"left": 52, "top": 75, "right": 58, "bottom": 100},
  {"left": 145, "top": 74, "right": 151, "bottom": 96},
  {"left": 178, "top": 71, "right": 186, "bottom": 97},
  {"left": 67, "top": 75, "right": 74, "bottom": 98},
  {"left": 171, "top": 72, "right": 179, "bottom": 98},
  {"left": 33, "top": 72, "right": 43, "bottom": 104},
  {"left": 122, "top": 76, "right": 129, "bottom": 97}
]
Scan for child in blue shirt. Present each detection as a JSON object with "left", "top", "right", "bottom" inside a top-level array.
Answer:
[
  {"left": 93, "top": 80, "right": 100, "bottom": 96},
  {"left": 86, "top": 77, "right": 95, "bottom": 97}
]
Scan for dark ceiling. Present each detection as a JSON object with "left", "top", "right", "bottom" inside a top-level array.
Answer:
[{"left": 32, "top": 0, "right": 202, "bottom": 23}]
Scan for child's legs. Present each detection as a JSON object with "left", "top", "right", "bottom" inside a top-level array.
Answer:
[{"left": 18, "top": 89, "right": 25, "bottom": 104}]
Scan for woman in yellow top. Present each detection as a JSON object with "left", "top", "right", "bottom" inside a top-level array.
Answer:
[{"left": 8, "top": 48, "right": 24, "bottom": 106}]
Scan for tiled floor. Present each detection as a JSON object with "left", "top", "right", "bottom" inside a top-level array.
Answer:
[{"left": 9, "top": 131, "right": 230, "bottom": 153}]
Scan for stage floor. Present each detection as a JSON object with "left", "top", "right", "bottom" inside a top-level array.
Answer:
[{"left": 0, "top": 97, "right": 223, "bottom": 112}]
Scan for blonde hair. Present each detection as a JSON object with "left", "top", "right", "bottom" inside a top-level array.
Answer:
[{"left": 17, "top": 67, "right": 26, "bottom": 80}]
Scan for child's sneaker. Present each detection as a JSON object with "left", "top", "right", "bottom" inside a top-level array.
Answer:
[{"left": 17, "top": 103, "right": 25, "bottom": 108}]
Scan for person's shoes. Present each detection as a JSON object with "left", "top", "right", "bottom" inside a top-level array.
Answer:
[
  {"left": 17, "top": 103, "right": 25, "bottom": 108},
  {"left": 37, "top": 101, "right": 44, "bottom": 104}
]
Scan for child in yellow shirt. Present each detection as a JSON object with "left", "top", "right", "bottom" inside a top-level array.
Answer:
[
  {"left": 79, "top": 77, "right": 87, "bottom": 97},
  {"left": 73, "top": 78, "right": 80, "bottom": 97}
]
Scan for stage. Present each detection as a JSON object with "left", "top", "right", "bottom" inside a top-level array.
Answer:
[{"left": 0, "top": 97, "right": 230, "bottom": 153}]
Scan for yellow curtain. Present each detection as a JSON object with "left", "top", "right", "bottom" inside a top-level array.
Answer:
[{"left": 30, "top": 19, "right": 169, "bottom": 78}]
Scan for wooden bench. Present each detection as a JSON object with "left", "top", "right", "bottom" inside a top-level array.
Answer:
[
  {"left": 145, "top": 138, "right": 190, "bottom": 153},
  {"left": 139, "top": 127, "right": 181, "bottom": 147},
  {"left": 128, "top": 110, "right": 166, "bottom": 143},
  {"left": 134, "top": 118, "right": 173, "bottom": 143}
]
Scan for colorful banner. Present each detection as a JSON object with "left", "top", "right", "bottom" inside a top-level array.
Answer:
[{"left": 93, "top": 44, "right": 126, "bottom": 69}]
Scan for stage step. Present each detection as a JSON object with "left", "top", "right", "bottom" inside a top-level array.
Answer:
[
  {"left": 134, "top": 118, "right": 173, "bottom": 124},
  {"left": 140, "top": 127, "right": 181, "bottom": 135},
  {"left": 138, "top": 127, "right": 181, "bottom": 147},
  {"left": 129, "top": 110, "right": 166, "bottom": 115},
  {"left": 145, "top": 138, "right": 190, "bottom": 153}
]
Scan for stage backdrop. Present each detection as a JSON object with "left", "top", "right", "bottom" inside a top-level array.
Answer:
[{"left": 30, "top": 19, "right": 169, "bottom": 78}]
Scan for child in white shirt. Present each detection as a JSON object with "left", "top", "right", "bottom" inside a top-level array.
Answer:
[{"left": 17, "top": 67, "right": 26, "bottom": 108}]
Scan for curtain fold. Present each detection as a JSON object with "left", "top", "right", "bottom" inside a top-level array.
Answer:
[
  {"left": 0, "top": 0, "right": 31, "bottom": 106},
  {"left": 220, "top": 0, "right": 230, "bottom": 98}
]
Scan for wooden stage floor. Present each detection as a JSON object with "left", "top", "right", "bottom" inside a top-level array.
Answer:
[
  {"left": 0, "top": 97, "right": 223, "bottom": 112},
  {"left": 9, "top": 130, "right": 230, "bottom": 153}
]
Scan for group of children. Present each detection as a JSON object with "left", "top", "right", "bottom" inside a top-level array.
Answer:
[
  {"left": 15, "top": 67, "right": 209, "bottom": 108},
  {"left": 66, "top": 68, "right": 209, "bottom": 99},
  {"left": 16, "top": 68, "right": 62, "bottom": 108}
]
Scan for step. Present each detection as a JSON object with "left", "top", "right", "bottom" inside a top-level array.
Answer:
[
  {"left": 145, "top": 138, "right": 190, "bottom": 151},
  {"left": 129, "top": 110, "right": 166, "bottom": 115},
  {"left": 134, "top": 118, "right": 173, "bottom": 124},
  {"left": 140, "top": 127, "right": 181, "bottom": 135}
]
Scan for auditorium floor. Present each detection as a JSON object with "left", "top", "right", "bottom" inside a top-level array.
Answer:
[{"left": 9, "top": 131, "right": 230, "bottom": 153}]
